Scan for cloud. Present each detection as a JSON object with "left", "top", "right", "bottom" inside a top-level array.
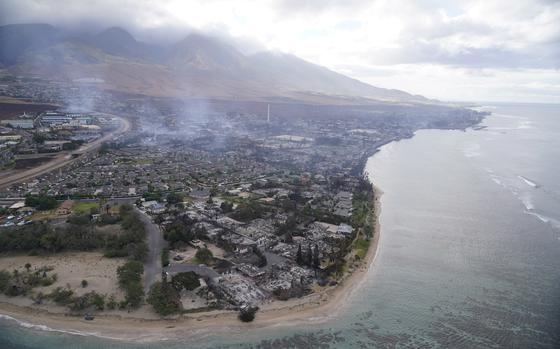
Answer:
[
  {"left": 353, "top": 64, "right": 560, "bottom": 103},
  {"left": 273, "top": 0, "right": 371, "bottom": 16},
  {"left": 2, "top": 0, "right": 557, "bottom": 68}
]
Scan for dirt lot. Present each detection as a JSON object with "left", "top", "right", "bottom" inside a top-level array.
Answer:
[
  {"left": 0, "top": 98, "right": 57, "bottom": 119},
  {"left": 170, "top": 243, "right": 226, "bottom": 263},
  {"left": 0, "top": 252, "right": 126, "bottom": 297}
]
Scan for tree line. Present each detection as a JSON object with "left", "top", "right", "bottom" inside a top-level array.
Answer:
[{"left": 0, "top": 204, "right": 147, "bottom": 261}]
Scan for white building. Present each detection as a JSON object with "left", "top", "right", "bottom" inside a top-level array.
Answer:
[{"left": 1, "top": 119, "right": 34, "bottom": 129}]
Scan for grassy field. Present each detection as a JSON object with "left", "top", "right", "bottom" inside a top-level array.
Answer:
[{"left": 72, "top": 201, "right": 99, "bottom": 214}]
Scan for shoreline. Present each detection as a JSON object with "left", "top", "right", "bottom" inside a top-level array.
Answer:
[{"left": 0, "top": 186, "right": 383, "bottom": 343}]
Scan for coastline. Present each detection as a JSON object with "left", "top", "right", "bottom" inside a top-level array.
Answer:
[{"left": 0, "top": 185, "right": 383, "bottom": 343}]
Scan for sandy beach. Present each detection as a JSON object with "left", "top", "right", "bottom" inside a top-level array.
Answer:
[{"left": 0, "top": 186, "right": 383, "bottom": 342}]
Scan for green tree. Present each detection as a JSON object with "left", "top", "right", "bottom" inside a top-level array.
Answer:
[
  {"left": 163, "top": 220, "right": 195, "bottom": 246},
  {"left": 0, "top": 270, "right": 11, "bottom": 293},
  {"left": 161, "top": 248, "right": 170, "bottom": 267},
  {"left": 67, "top": 214, "right": 91, "bottom": 226},
  {"left": 171, "top": 272, "right": 200, "bottom": 291},
  {"left": 24, "top": 194, "right": 58, "bottom": 210},
  {"left": 230, "top": 201, "right": 265, "bottom": 222},
  {"left": 49, "top": 287, "right": 74, "bottom": 305},
  {"left": 166, "top": 192, "right": 183, "bottom": 205},
  {"left": 117, "top": 261, "right": 144, "bottom": 308},
  {"left": 92, "top": 292, "right": 105, "bottom": 310},
  {"left": 32, "top": 133, "right": 46, "bottom": 144},
  {"left": 195, "top": 247, "right": 213, "bottom": 264},
  {"left": 147, "top": 281, "right": 182, "bottom": 316},
  {"left": 107, "top": 294, "right": 117, "bottom": 310},
  {"left": 238, "top": 306, "right": 258, "bottom": 322}
]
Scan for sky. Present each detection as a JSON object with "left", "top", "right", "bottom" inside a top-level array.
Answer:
[{"left": 1, "top": 0, "right": 559, "bottom": 103}]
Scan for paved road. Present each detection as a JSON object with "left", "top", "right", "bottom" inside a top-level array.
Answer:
[
  {"left": 165, "top": 264, "right": 219, "bottom": 279},
  {"left": 136, "top": 208, "right": 167, "bottom": 293},
  {"left": 0, "top": 115, "right": 130, "bottom": 189}
]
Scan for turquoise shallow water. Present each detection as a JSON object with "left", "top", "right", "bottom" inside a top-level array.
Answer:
[{"left": 1, "top": 103, "right": 559, "bottom": 348}]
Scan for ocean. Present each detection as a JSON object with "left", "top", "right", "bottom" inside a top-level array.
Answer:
[{"left": 1, "top": 103, "right": 559, "bottom": 348}]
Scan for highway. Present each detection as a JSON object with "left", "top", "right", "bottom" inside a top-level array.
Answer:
[
  {"left": 164, "top": 264, "right": 219, "bottom": 279},
  {"left": 0, "top": 115, "right": 131, "bottom": 189}
]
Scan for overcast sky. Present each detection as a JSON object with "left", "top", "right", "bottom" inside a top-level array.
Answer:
[{"left": 1, "top": 0, "right": 559, "bottom": 103}]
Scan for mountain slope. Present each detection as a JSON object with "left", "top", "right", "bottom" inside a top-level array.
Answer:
[
  {"left": 247, "top": 52, "right": 424, "bottom": 102},
  {"left": 166, "top": 33, "right": 246, "bottom": 71},
  {"left": 0, "top": 23, "right": 62, "bottom": 65},
  {"left": 0, "top": 24, "right": 430, "bottom": 104},
  {"left": 88, "top": 27, "right": 163, "bottom": 61}
]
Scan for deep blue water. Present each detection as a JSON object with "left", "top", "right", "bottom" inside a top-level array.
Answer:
[{"left": 1, "top": 103, "right": 559, "bottom": 348}]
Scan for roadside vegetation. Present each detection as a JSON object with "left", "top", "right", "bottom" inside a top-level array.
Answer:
[
  {"left": 117, "top": 260, "right": 144, "bottom": 308},
  {"left": 161, "top": 248, "right": 170, "bottom": 267}
]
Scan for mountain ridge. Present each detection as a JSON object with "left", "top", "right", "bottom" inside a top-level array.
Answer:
[{"left": 0, "top": 24, "right": 432, "bottom": 104}]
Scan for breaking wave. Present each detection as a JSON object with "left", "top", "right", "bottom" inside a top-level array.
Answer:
[
  {"left": 0, "top": 314, "right": 95, "bottom": 337},
  {"left": 485, "top": 171, "right": 559, "bottom": 233},
  {"left": 525, "top": 211, "right": 560, "bottom": 232},
  {"left": 0, "top": 314, "right": 127, "bottom": 341},
  {"left": 518, "top": 175, "right": 539, "bottom": 188}
]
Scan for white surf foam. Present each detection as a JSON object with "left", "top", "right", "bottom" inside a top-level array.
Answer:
[
  {"left": 0, "top": 313, "right": 125, "bottom": 341},
  {"left": 518, "top": 175, "right": 538, "bottom": 188},
  {"left": 0, "top": 314, "right": 95, "bottom": 336},
  {"left": 520, "top": 194, "right": 535, "bottom": 210},
  {"left": 525, "top": 211, "right": 560, "bottom": 231}
]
